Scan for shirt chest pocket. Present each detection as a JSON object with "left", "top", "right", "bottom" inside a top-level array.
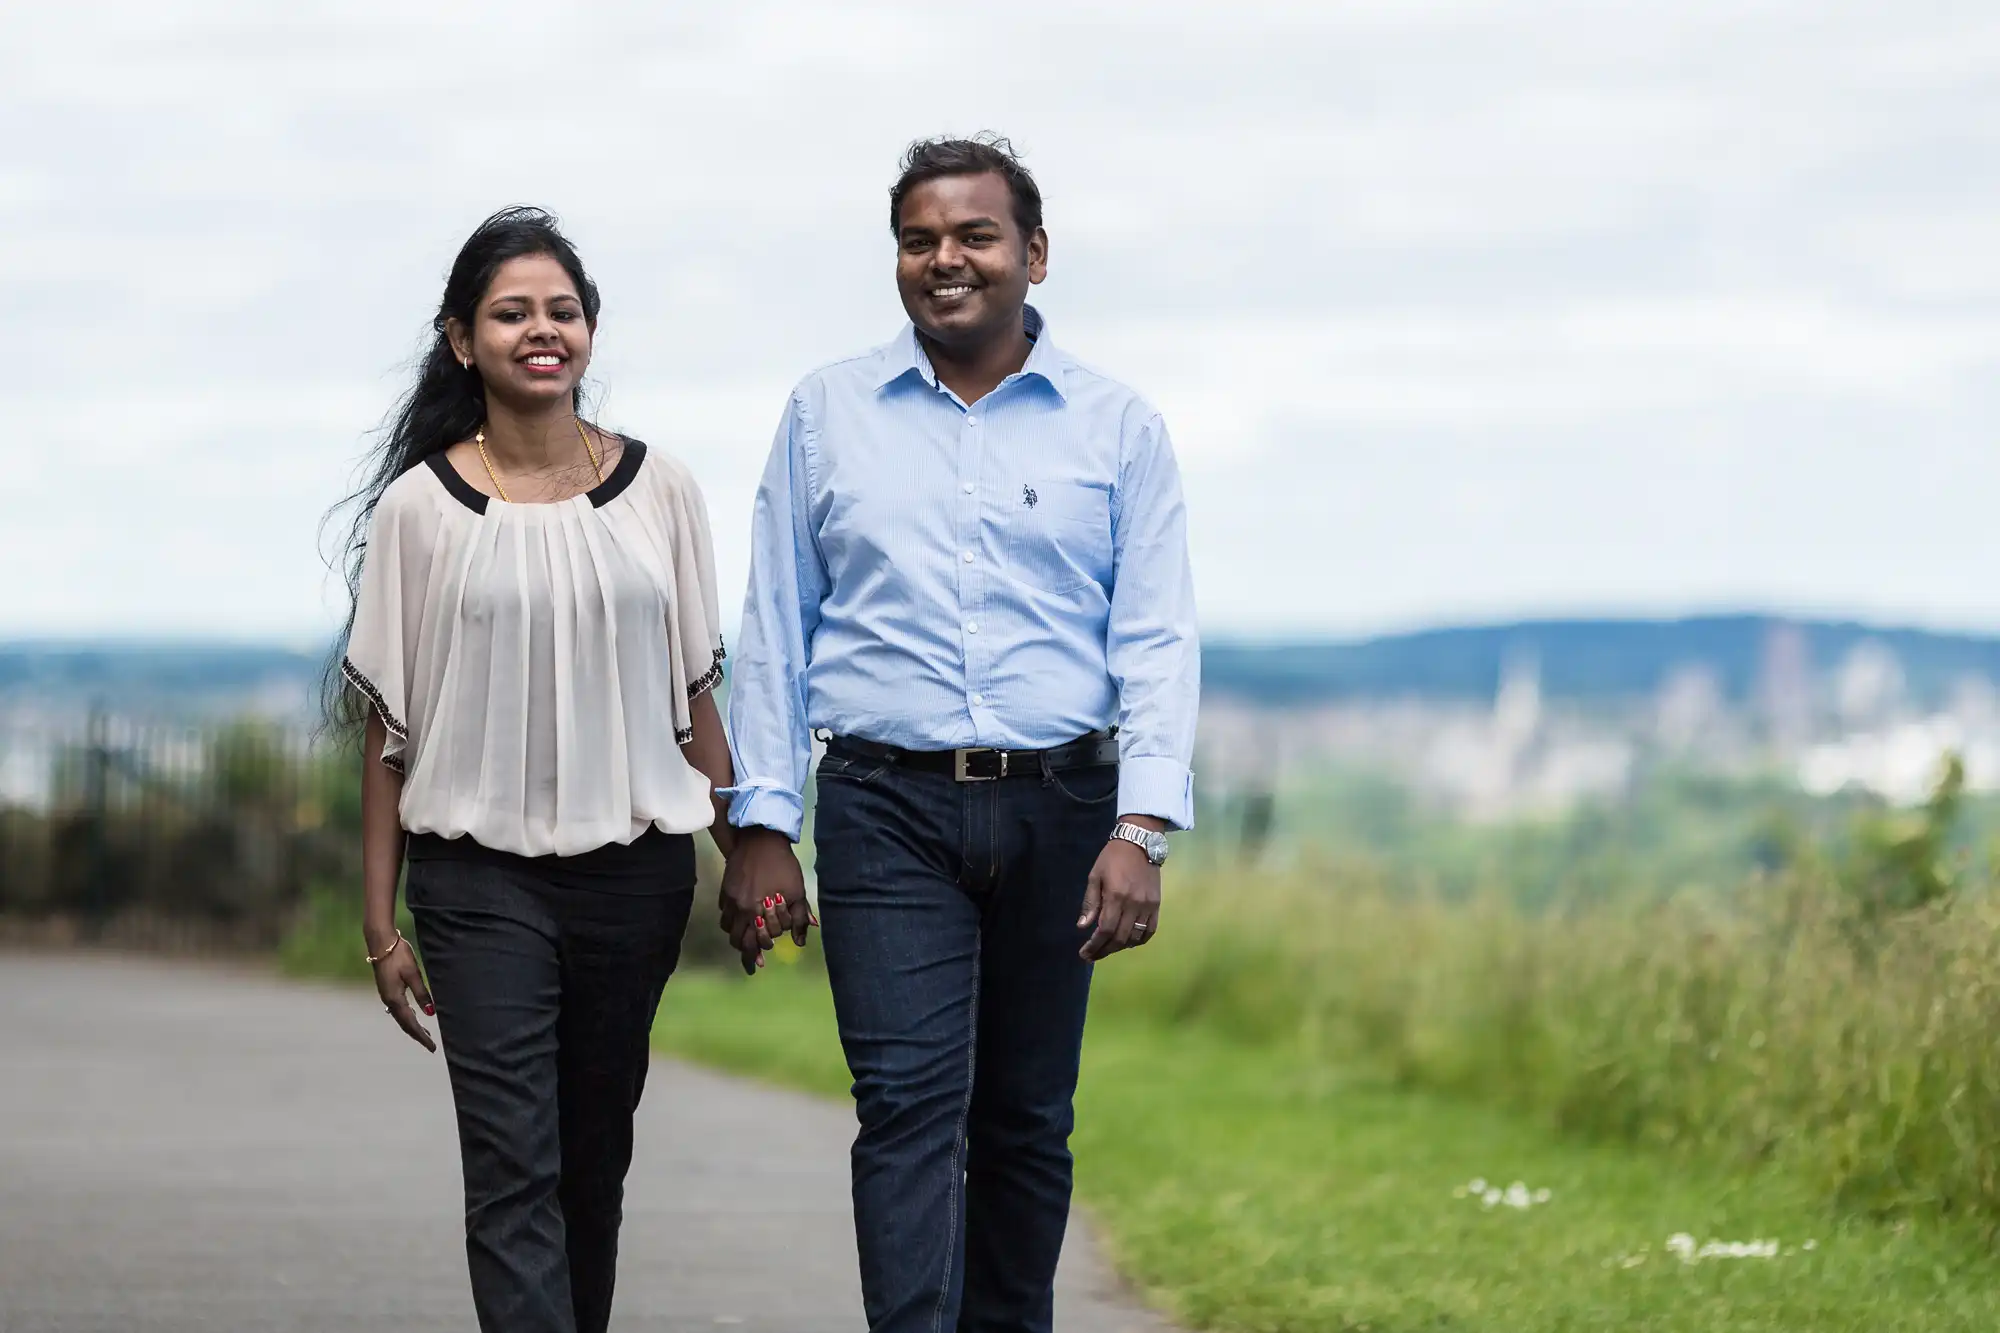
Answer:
[{"left": 1004, "top": 481, "right": 1113, "bottom": 595}]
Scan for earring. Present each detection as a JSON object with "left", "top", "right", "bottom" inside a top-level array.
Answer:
[{"left": 462, "top": 358, "right": 473, "bottom": 370}]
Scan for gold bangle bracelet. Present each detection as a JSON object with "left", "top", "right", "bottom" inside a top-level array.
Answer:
[{"left": 365, "top": 930, "right": 405, "bottom": 966}]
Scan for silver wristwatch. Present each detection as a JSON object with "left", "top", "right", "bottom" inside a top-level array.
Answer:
[{"left": 1110, "top": 821, "right": 1171, "bottom": 867}]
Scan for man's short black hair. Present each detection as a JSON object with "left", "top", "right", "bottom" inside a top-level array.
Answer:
[{"left": 889, "top": 134, "right": 1044, "bottom": 238}]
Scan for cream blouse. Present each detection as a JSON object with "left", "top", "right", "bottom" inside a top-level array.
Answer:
[{"left": 342, "top": 440, "right": 726, "bottom": 857}]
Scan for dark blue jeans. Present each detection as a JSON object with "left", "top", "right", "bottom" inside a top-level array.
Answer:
[{"left": 813, "top": 746, "right": 1120, "bottom": 1333}]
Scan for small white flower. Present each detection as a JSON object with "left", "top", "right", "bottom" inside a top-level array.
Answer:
[
  {"left": 1482, "top": 1188, "right": 1503, "bottom": 1207},
  {"left": 1802, "top": 1239, "right": 1818, "bottom": 1251},
  {"left": 1468, "top": 1177, "right": 1488, "bottom": 1193},
  {"left": 1533, "top": 1188, "right": 1553, "bottom": 1204},
  {"left": 1665, "top": 1234, "right": 1783, "bottom": 1265}
]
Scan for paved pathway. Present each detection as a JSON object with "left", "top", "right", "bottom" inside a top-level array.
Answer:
[{"left": 0, "top": 953, "right": 1176, "bottom": 1332}]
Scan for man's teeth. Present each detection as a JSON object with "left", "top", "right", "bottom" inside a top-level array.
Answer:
[{"left": 932, "top": 286, "right": 972, "bottom": 297}]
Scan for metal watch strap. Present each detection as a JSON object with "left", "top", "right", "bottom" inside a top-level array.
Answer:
[{"left": 1110, "top": 821, "right": 1169, "bottom": 866}]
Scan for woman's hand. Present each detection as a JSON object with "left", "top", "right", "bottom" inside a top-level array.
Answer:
[
  {"left": 359, "top": 714, "right": 429, "bottom": 1049},
  {"left": 719, "top": 827, "right": 812, "bottom": 972},
  {"left": 370, "top": 932, "right": 437, "bottom": 1053}
]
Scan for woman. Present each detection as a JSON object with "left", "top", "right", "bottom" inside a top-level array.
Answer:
[{"left": 327, "top": 207, "right": 792, "bottom": 1333}]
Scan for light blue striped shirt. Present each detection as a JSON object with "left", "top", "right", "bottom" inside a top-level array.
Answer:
[{"left": 722, "top": 307, "right": 1199, "bottom": 841}]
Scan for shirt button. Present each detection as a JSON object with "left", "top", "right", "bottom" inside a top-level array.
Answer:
[
  {"left": 962, "top": 551, "right": 975, "bottom": 563},
  {"left": 966, "top": 415, "right": 980, "bottom": 427},
  {"left": 965, "top": 621, "right": 980, "bottom": 635},
  {"left": 962, "top": 483, "right": 976, "bottom": 495},
  {"left": 972, "top": 693, "right": 986, "bottom": 706}
]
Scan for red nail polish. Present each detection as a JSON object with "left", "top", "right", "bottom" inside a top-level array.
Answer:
[
  {"left": 423, "top": 1004, "right": 435, "bottom": 1016},
  {"left": 755, "top": 916, "right": 765, "bottom": 929}
]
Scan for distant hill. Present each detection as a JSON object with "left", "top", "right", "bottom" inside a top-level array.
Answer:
[
  {"left": 0, "top": 642, "right": 326, "bottom": 717},
  {"left": 6, "top": 617, "right": 2000, "bottom": 715},
  {"left": 1203, "top": 616, "right": 2000, "bottom": 707}
]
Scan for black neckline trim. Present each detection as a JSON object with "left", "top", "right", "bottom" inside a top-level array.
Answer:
[
  {"left": 590, "top": 438, "right": 646, "bottom": 507},
  {"left": 426, "top": 452, "right": 488, "bottom": 513},
  {"left": 425, "top": 438, "right": 648, "bottom": 515}
]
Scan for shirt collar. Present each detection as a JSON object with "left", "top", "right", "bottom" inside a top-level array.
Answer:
[{"left": 875, "top": 304, "right": 1068, "bottom": 403}]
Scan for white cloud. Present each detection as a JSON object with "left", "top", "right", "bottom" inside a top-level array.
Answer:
[{"left": 3, "top": 0, "right": 1998, "bottom": 638}]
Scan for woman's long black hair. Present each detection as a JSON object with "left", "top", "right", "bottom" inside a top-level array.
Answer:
[{"left": 321, "top": 206, "right": 603, "bottom": 737}]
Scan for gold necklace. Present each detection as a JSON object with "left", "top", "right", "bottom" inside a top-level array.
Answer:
[{"left": 474, "top": 419, "right": 604, "bottom": 505}]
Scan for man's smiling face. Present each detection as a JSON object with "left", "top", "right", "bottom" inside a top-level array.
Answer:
[{"left": 894, "top": 170, "right": 1048, "bottom": 352}]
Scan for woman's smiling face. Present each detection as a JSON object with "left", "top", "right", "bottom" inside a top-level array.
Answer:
[{"left": 449, "top": 253, "right": 594, "bottom": 408}]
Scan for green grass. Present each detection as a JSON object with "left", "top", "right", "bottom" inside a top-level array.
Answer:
[
  {"left": 654, "top": 964, "right": 2000, "bottom": 1332},
  {"left": 275, "top": 884, "right": 417, "bottom": 982}
]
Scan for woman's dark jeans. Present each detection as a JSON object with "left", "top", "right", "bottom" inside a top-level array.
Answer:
[
  {"left": 406, "top": 857, "right": 693, "bottom": 1333},
  {"left": 814, "top": 749, "right": 1119, "bottom": 1333}
]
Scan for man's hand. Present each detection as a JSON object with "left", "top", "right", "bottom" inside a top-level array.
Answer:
[
  {"left": 719, "top": 826, "right": 812, "bottom": 973},
  {"left": 1078, "top": 815, "right": 1164, "bottom": 962}
]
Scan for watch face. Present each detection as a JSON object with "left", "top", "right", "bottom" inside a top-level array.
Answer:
[{"left": 1115, "top": 823, "right": 1170, "bottom": 866}]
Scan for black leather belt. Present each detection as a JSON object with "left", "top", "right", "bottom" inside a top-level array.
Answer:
[{"left": 825, "top": 731, "right": 1118, "bottom": 783}]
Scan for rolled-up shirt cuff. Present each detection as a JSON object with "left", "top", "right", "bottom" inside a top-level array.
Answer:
[
  {"left": 1116, "top": 756, "right": 1195, "bottom": 831},
  {"left": 720, "top": 783, "right": 805, "bottom": 843}
]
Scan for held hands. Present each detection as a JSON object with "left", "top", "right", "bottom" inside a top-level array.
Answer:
[
  {"left": 718, "top": 826, "right": 815, "bottom": 974},
  {"left": 1078, "top": 818, "right": 1164, "bottom": 962}
]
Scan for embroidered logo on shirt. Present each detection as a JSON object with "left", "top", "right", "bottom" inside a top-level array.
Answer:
[{"left": 1022, "top": 486, "right": 1039, "bottom": 509}]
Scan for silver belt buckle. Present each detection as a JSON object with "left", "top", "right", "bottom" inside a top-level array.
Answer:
[{"left": 953, "top": 748, "right": 1005, "bottom": 782}]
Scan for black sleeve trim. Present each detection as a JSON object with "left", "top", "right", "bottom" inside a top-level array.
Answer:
[
  {"left": 341, "top": 656, "right": 409, "bottom": 742},
  {"left": 687, "top": 642, "right": 726, "bottom": 702}
]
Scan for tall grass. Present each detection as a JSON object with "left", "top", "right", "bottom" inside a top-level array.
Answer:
[{"left": 1099, "top": 760, "right": 2000, "bottom": 1233}]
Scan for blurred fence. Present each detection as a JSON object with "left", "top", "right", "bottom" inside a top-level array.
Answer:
[
  {"left": 0, "top": 711, "right": 360, "bottom": 951},
  {"left": 0, "top": 710, "right": 740, "bottom": 965}
]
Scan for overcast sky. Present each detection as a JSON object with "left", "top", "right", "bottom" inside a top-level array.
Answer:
[{"left": 5, "top": 0, "right": 1997, "bottom": 642}]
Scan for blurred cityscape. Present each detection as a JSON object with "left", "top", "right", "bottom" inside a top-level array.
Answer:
[
  {"left": 7, "top": 617, "right": 2000, "bottom": 824},
  {"left": 1198, "top": 618, "right": 2000, "bottom": 822}
]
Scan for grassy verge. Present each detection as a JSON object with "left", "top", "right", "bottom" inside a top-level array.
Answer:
[
  {"left": 1087, "top": 779, "right": 2000, "bottom": 1237},
  {"left": 275, "top": 884, "right": 416, "bottom": 982},
  {"left": 655, "top": 963, "right": 2000, "bottom": 1333}
]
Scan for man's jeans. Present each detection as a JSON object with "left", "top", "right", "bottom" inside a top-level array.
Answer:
[
  {"left": 814, "top": 746, "right": 1120, "bottom": 1333},
  {"left": 406, "top": 858, "right": 693, "bottom": 1333}
]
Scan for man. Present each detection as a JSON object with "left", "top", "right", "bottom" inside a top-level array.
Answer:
[{"left": 719, "top": 135, "right": 1198, "bottom": 1333}]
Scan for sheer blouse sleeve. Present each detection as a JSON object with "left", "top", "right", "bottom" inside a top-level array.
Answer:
[
  {"left": 341, "top": 476, "right": 439, "bottom": 772},
  {"left": 656, "top": 454, "right": 727, "bottom": 744}
]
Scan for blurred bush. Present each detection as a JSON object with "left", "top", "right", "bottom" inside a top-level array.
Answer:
[
  {"left": 1096, "top": 753, "right": 2000, "bottom": 1232},
  {"left": 277, "top": 882, "right": 415, "bottom": 982},
  {"left": 0, "top": 710, "right": 745, "bottom": 965},
  {"left": 0, "top": 716, "right": 362, "bottom": 948}
]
